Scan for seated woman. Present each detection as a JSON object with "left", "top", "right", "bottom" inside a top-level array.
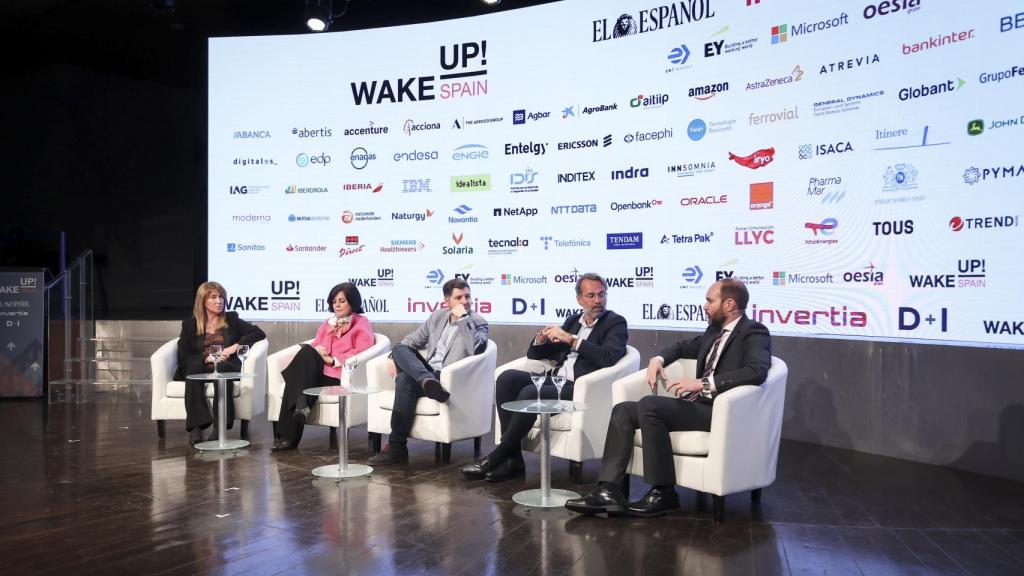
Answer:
[
  {"left": 272, "top": 282, "right": 374, "bottom": 451},
  {"left": 176, "top": 281, "right": 266, "bottom": 445}
]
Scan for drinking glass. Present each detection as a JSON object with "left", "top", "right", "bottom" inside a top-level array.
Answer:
[
  {"left": 343, "top": 357, "right": 358, "bottom": 388},
  {"left": 236, "top": 344, "right": 250, "bottom": 375},
  {"left": 530, "top": 366, "right": 548, "bottom": 406},
  {"left": 208, "top": 344, "right": 223, "bottom": 375},
  {"left": 550, "top": 366, "right": 567, "bottom": 407}
]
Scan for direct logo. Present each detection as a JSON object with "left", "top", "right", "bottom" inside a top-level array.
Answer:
[
  {"left": 402, "top": 178, "right": 432, "bottom": 193},
  {"left": 749, "top": 182, "right": 774, "bottom": 210},
  {"left": 403, "top": 119, "right": 441, "bottom": 135},
  {"left": 820, "top": 54, "right": 879, "bottom": 74},
  {"left": 728, "top": 148, "right": 774, "bottom": 169},
  {"left": 898, "top": 78, "right": 965, "bottom": 101},
  {"left": 630, "top": 93, "right": 669, "bottom": 109},
  {"left": 291, "top": 126, "right": 331, "bottom": 138},
  {"left": 451, "top": 144, "right": 489, "bottom": 161},
  {"left": 338, "top": 241, "right": 366, "bottom": 259},
  {"left": 350, "top": 41, "right": 488, "bottom": 105},
  {"left": 908, "top": 259, "right": 986, "bottom": 289},
  {"left": 687, "top": 118, "right": 707, "bottom": 141},
  {"left": 872, "top": 220, "right": 912, "bottom": 236},
  {"left": 623, "top": 129, "right": 672, "bottom": 144},
  {"left": 350, "top": 147, "right": 375, "bottom": 169},
  {"left": 611, "top": 166, "right": 649, "bottom": 180},
  {"left": 734, "top": 225, "right": 774, "bottom": 246},
  {"left": 393, "top": 149, "right": 439, "bottom": 162},
  {"left": 606, "top": 233, "right": 643, "bottom": 250},
  {"left": 233, "top": 129, "right": 271, "bottom": 139},
  {"left": 770, "top": 12, "right": 849, "bottom": 43},
  {"left": 963, "top": 165, "right": 1024, "bottom": 185},
  {"left": 799, "top": 141, "right": 854, "bottom": 159},
  {"left": 450, "top": 204, "right": 478, "bottom": 224},
  {"left": 746, "top": 65, "right": 804, "bottom": 91},
  {"left": 592, "top": 1, "right": 716, "bottom": 43},
  {"left": 450, "top": 174, "right": 491, "bottom": 192},
  {"left": 661, "top": 231, "right": 713, "bottom": 244},
  {"left": 342, "top": 121, "right": 388, "bottom": 136},
  {"left": 949, "top": 215, "right": 1021, "bottom": 232},
  {"left": 510, "top": 168, "right": 540, "bottom": 194},
  {"left": 668, "top": 160, "right": 716, "bottom": 178},
  {"left": 903, "top": 29, "right": 975, "bottom": 55},
  {"left": 689, "top": 81, "right": 729, "bottom": 100}
]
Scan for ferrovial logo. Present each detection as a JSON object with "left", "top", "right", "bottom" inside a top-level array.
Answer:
[
  {"left": 341, "top": 182, "right": 383, "bottom": 193},
  {"left": 898, "top": 78, "right": 964, "bottom": 101},
  {"left": 591, "top": 1, "right": 716, "bottom": 43},
  {"left": 450, "top": 174, "right": 491, "bottom": 192},
  {"left": 450, "top": 205, "right": 478, "bottom": 224},
  {"left": 661, "top": 231, "right": 713, "bottom": 244},
  {"left": 551, "top": 204, "right": 598, "bottom": 215},
  {"left": 510, "top": 168, "right": 540, "bottom": 194},
  {"left": 668, "top": 160, "right": 716, "bottom": 178},
  {"left": 402, "top": 178, "right": 431, "bottom": 193},
  {"left": 452, "top": 144, "right": 489, "bottom": 161},
  {"left": 611, "top": 199, "right": 662, "bottom": 212},
  {"left": 403, "top": 119, "right": 441, "bottom": 135},
  {"left": 296, "top": 152, "right": 331, "bottom": 167},
  {"left": 291, "top": 126, "right": 331, "bottom": 138},
  {"left": 771, "top": 13, "right": 849, "bottom": 43},
  {"left": 611, "top": 166, "right": 649, "bottom": 180},
  {"left": 557, "top": 171, "right": 596, "bottom": 183},
  {"left": 903, "top": 29, "right": 975, "bottom": 55},
  {"left": 963, "top": 165, "right": 1024, "bottom": 185},
  {"left": 680, "top": 195, "right": 727, "bottom": 207},
  {"left": 623, "top": 128, "right": 672, "bottom": 144},
  {"left": 350, "top": 147, "right": 375, "bottom": 169},
  {"left": 630, "top": 93, "right": 669, "bottom": 109},
  {"left": 749, "top": 106, "right": 799, "bottom": 126},
  {"left": 343, "top": 121, "right": 388, "bottom": 136},
  {"left": 806, "top": 219, "right": 840, "bottom": 244},
  {"left": 734, "top": 225, "right": 774, "bottom": 245},
  {"left": 689, "top": 81, "right": 729, "bottom": 100},
  {"left": 746, "top": 65, "right": 804, "bottom": 91},
  {"left": 511, "top": 110, "right": 551, "bottom": 124},
  {"left": 749, "top": 182, "right": 774, "bottom": 210},
  {"left": 949, "top": 215, "right": 1020, "bottom": 232},
  {"left": 843, "top": 263, "right": 884, "bottom": 286},
  {"left": 504, "top": 141, "right": 547, "bottom": 156},
  {"left": 820, "top": 54, "right": 879, "bottom": 75},
  {"left": 863, "top": 0, "right": 921, "bottom": 19},
  {"left": 606, "top": 233, "right": 643, "bottom": 250},
  {"left": 284, "top": 185, "right": 328, "bottom": 195},
  {"left": 558, "top": 135, "right": 613, "bottom": 150},
  {"left": 799, "top": 141, "right": 854, "bottom": 159},
  {"left": 349, "top": 41, "right": 488, "bottom": 104},
  {"left": 285, "top": 244, "right": 326, "bottom": 253},
  {"left": 539, "top": 235, "right": 592, "bottom": 250},
  {"left": 393, "top": 149, "right": 439, "bottom": 162},
  {"left": 233, "top": 129, "right": 271, "bottom": 139},
  {"left": 226, "top": 243, "right": 265, "bottom": 253},
  {"left": 728, "top": 148, "right": 774, "bottom": 169}
]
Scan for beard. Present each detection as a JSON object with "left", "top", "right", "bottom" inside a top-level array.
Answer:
[{"left": 707, "top": 309, "right": 727, "bottom": 329}]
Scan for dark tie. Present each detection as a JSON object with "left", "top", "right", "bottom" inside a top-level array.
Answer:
[{"left": 702, "top": 329, "right": 728, "bottom": 378}]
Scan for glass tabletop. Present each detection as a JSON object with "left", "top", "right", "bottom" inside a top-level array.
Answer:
[
  {"left": 501, "top": 399, "right": 585, "bottom": 414},
  {"left": 304, "top": 385, "right": 369, "bottom": 397},
  {"left": 186, "top": 372, "right": 244, "bottom": 380}
]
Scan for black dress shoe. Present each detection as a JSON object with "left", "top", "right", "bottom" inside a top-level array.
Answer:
[
  {"left": 189, "top": 428, "right": 204, "bottom": 446},
  {"left": 422, "top": 378, "right": 450, "bottom": 403},
  {"left": 367, "top": 443, "right": 409, "bottom": 465},
  {"left": 627, "top": 487, "right": 680, "bottom": 517},
  {"left": 293, "top": 407, "right": 310, "bottom": 424},
  {"left": 461, "top": 456, "right": 498, "bottom": 480},
  {"left": 485, "top": 458, "right": 525, "bottom": 482},
  {"left": 565, "top": 485, "right": 627, "bottom": 516},
  {"left": 271, "top": 440, "right": 296, "bottom": 452}
]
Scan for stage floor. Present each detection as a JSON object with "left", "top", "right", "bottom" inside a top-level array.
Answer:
[{"left": 1, "top": 400, "right": 1023, "bottom": 575}]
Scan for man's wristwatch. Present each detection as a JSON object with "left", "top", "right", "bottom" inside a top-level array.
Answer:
[{"left": 700, "top": 377, "right": 711, "bottom": 394}]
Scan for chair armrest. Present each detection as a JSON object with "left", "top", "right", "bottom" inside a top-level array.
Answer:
[
  {"left": 440, "top": 340, "right": 498, "bottom": 396},
  {"left": 495, "top": 356, "right": 535, "bottom": 380},
  {"left": 366, "top": 353, "right": 395, "bottom": 394},
  {"left": 242, "top": 339, "right": 269, "bottom": 417},
  {"left": 348, "top": 334, "right": 391, "bottom": 389},
  {"left": 151, "top": 339, "right": 178, "bottom": 417}
]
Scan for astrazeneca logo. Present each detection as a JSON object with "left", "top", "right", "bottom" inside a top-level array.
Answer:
[
  {"left": 343, "top": 122, "right": 388, "bottom": 136},
  {"left": 558, "top": 135, "right": 612, "bottom": 150},
  {"left": 611, "top": 199, "right": 662, "bottom": 212},
  {"left": 296, "top": 152, "right": 331, "bottom": 167},
  {"left": 606, "top": 233, "right": 643, "bottom": 250},
  {"left": 689, "top": 81, "right": 729, "bottom": 100},
  {"left": 512, "top": 110, "right": 551, "bottom": 125},
  {"left": 611, "top": 167, "right": 649, "bottom": 180},
  {"left": 799, "top": 141, "right": 854, "bottom": 159},
  {"left": 898, "top": 78, "right": 964, "bottom": 101},
  {"left": 393, "top": 149, "right": 439, "bottom": 162},
  {"left": 233, "top": 130, "right": 271, "bottom": 139},
  {"left": 591, "top": 1, "right": 716, "bottom": 43},
  {"left": 226, "top": 243, "right": 265, "bottom": 252},
  {"left": 510, "top": 168, "right": 540, "bottom": 194},
  {"left": 452, "top": 144, "right": 489, "bottom": 161},
  {"left": 403, "top": 119, "right": 441, "bottom": 135},
  {"left": 661, "top": 232, "right": 712, "bottom": 244},
  {"left": 729, "top": 148, "right": 774, "bottom": 169},
  {"left": 630, "top": 93, "right": 669, "bottom": 109},
  {"left": 687, "top": 119, "right": 707, "bottom": 141},
  {"left": 402, "top": 179, "right": 431, "bottom": 193},
  {"left": 292, "top": 127, "right": 332, "bottom": 138},
  {"left": 963, "top": 165, "right": 1024, "bottom": 185},
  {"left": 623, "top": 129, "right": 672, "bottom": 144},
  {"left": 350, "top": 147, "right": 375, "bottom": 169}
]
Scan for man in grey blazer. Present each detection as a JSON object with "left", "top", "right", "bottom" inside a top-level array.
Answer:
[{"left": 368, "top": 278, "right": 489, "bottom": 464}]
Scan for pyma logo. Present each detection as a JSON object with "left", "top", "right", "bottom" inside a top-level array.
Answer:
[{"left": 688, "top": 119, "right": 707, "bottom": 141}]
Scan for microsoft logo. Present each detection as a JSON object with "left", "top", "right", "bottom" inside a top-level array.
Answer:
[{"left": 771, "top": 24, "right": 788, "bottom": 44}]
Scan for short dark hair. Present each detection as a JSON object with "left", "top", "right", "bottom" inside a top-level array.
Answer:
[
  {"left": 718, "top": 278, "right": 749, "bottom": 311},
  {"left": 327, "top": 282, "right": 364, "bottom": 314},
  {"left": 442, "top": 278, "right": 470, "bottom": 298},
  {"left": 575, "top": 272, "right": 607, "bottom": 295}
]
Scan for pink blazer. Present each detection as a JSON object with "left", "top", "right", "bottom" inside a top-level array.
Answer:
[{"left": 311, "top": 314, "right": 374, "bottom": 378}]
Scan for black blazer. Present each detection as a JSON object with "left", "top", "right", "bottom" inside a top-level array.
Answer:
[
  {"left": 657, "top": 315, "right": 771, "bottom": 399},
  {"left": 174, "top": 311, "right": 266, "bottom": 381},
  {"left": 526, "top": 310, "right": 628, "bottom": 381}
]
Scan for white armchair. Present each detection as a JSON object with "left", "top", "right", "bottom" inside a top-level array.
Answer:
[
  {"left": 266, "top": 333, "right": 391, "bottom": 448},
  {"left": 366, "top": 340, "right": 498, "bottom": 463},
  {"left": 150, "top": 338, "right": 269, "bottom": 439},
  {"left": 495, "top": 346, "right": 641, "bottom": 482},
  {"left": 611, "top": 356, "right": 788, "bottom": 522}
]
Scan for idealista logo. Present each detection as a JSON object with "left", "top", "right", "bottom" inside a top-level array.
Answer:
[
  {"left": 591, "top": 1, "right": 716, "bottom": 43},
  {"left": 296, "top": 152, "right": 331, "bottom": 167},
  {"left": 611, "top": 166, "right": 649, "bottom": 180},
  {"left": 771, "top": 12, "right": 849, "bottom": 43},
  {"left": 341, "top": 182, "right": 383, "bottom": 193},
  {"left": 291, "top": 126, "right": 331, "bottom": 138},
  {"left": 749, "top": 182, "right": 773, "bottom": 210},
  {"left": 949, "top": 215, "right": 1020, "bottom": 232},
  {"left": 450, "top": 174, "right": 491, "bottom": 192},
  {"left": 630, "top": 93, "right": 669, "bottom": 109},
  {"left": 863, "top": 0, "right": 921, "bottom": 19},
  {"left": 233, "top": 129, "right": 270, "bottom": 139},
  {"left": 728, "top": 147, "right": 774, "bottom": 169},
  {"left": 799, "top": 141, "right": 854, "bottom": 159},
  {"left": 403, "top": 119, "right": 441, "bottom": 135},
  {"left": 963, "top": 164, "right": 1024, "bottom": 185},
  {"left": 898, "top": 78, "right": 964, "bottom": 101},
  {"left": 689, "top": 81, "right": 729, "bottom": 100},
  {"left": 350, "top": 147, "right": 375, "bottom": 169},
  {"left": 350, "top": 41, "right": 488, "bottom": 104}
]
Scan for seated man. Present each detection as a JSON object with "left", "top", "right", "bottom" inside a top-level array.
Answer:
[
  {"left": 461, "top": 273, "right": 627, "bottom": 482},
  {"left": 368, "top": 278, "right": 489, "bottom": 465},
  {"left": 566, "top": 278, "right": 771, "bottom": 517}
]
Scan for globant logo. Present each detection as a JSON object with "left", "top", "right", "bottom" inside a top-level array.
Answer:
[
  {"left": 510, "top": 168, "right": 540, "bottom": 194},
  {"left": 606, "top": 233, "right": 643, "bottom": 250},
  {"left": 450, "top": 204, "right": 478, "bottom": 224},
  {"left": 687, "top": 118, "right": 707, "bottom": 141},
  {"left": 393, "top": 149, "right": 439, "bottom": 162},
  {"left": 350, "top": 147, "right": 375, "bottom": 169},
  {"left": 728, "top": 148, "right": 774, "bottom": 169},
  {"left": 898, "top": 78, "right": 964, "bottom": 101},
  {"left": 226, "top": 243, "right": 265, "bottom": 252},
  {"left": 403, "top": 119, "right": 441, "bottom": 135},
  {"left": 963, "top": 165, "right": 1024, "bottom": 185},
  {"left": 611, "top": 199, "right": 662, "bottom": 212},
  {"left": 623, "top": 128, "right": 673, "bottom": 144},
  {"left": 451, "top": 144, "right": 489, "bottom": 161},
  {"left": 630, "top": 93, "right": 669, "bottom": 109}
]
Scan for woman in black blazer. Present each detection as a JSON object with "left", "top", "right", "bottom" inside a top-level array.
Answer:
[{"left": 175, "top": 281, "right": 266, "bottom": 445}]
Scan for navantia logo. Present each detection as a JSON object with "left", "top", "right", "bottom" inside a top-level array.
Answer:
[{"left": 728, "top": 148, "right": 774, "bottom": 169}]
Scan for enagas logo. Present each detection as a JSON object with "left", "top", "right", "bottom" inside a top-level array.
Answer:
[{"left": 728, "top": 148, "right": 774, "bottom": 169}]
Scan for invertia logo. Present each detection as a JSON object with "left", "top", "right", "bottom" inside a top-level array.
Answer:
[
  {"left": 350, "top": 41, "right": 488, "bottom": 105},
  {"left": 903, "top": 29, "right": 975, "bottom": 55},
  {"left": 728, "top": 148, "right": 774, "bottom": 169},
  {"left": 630, "top": 93, "right": 669, "bottom": 109},
  {"left": 963, "top": 165, "right": 1024, "bottom": 185},
  {"left": 750, "top": 304, "right": 867, "bottom": 327},
  {"left": 949, "top": 215, "right": 1020, "bottom": 232},
  {"left": 749, "top": 182, "right": 774, "bottom": 210},
  {"left": 591, "top": 1, "right": 716, "bottom": 43}
]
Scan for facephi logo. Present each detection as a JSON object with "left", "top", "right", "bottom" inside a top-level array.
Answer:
[
  {"left": 606, "top": 233, "right": 643, "bottom": 250},
  {"left": 728, "top": 148, "right": 774, "bottom": 169},
  {"left": 350, "top": 41, "right": 488, "bottom": 105},
  {"left": 963, "top": 165, "right": 1024, "bottom": 185},
  {"left": 799, "top": 141, "right": 854, "bottom": 159},
  {"left": 592, "top": 1, "right": 716, "bottom": 43},
  {"left": 749, "top": 182, "right": 774, "bottom": 210}
]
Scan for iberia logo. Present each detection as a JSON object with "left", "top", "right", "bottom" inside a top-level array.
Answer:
[{"left": 728, "top": 148, "right": 775, "bottom": 169}]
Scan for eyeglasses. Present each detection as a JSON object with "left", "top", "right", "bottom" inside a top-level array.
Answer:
[{"left": 581, "top": 291, "right": 607, "bottom": 300}]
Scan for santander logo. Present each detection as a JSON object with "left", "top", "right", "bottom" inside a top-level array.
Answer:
[{"left": 728, "top": 148, "right": 775, "bottom": 169}]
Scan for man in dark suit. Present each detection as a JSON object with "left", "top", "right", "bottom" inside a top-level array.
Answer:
[
  {"left": 368, "top": 278, "right": 489, "bottom": 465},
  {"left": 566, "top": 278, "right": 771, "bottom": 516},
  {"left": 461, "top": 272, "right": 628, "bottom": 482}
]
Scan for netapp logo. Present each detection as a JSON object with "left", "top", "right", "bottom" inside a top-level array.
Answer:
[
  {"left": 551, "top": 204, "right": 598, "bottom": 215},
  {"left": 403, "top": 119, "right": 441, "bottom": 135},
  {"left": 606, "top": 233, "right": 643, "bottom": 250},
  {"left": 504, "top": 141, "right": 547, "bottom": 156},
  {"left": 962, "top": 165, "right": 1024, "bottom": 185},
  {"left": 493, "top": 207, "right": 538, "bottom": 217},
  {"left": 394, "top": 149, "right": 439, "bottom": 162},
  {"left": 899, "top": 78, "right": 964, "bottom": 101},
  {"left": 611, "top": 167, "right": 649, "bottom": 180},
  {"left": 233, "top": 130, "right": 271, "bottom": 139},
  {"left": 343, "top": 122, "right": 388, "bottom": 136},
  {"left": 611, "top": 200, "right": 662, "bottom": 212},
  {"left": 592, "top": 1, "right": 716, "bottom": 43},
  {"left": 689, "top": 81, "right": 729, "bottom": 100},
  {"left": 350, "top": 147, "right": 376, "bottom": 169},
  {"left": 296, "top": 152, "right": 331, "bottom": 167},
  {"left": 557, "top": 135, "right": 612, "bottom": 150},
  {"left": 949, "top": 215, "right": 1020, "bottom": 232},
  {"left": 623, "top": 128, "right": 673, "bottom": 144},
  {"left": 512, "top": 110, "right": 551, "bottom": 124},
  {"left": 292, "top": 126, "right": 332, "bottom": 138},
  {"left": 557, "top": 171, "right": 596, "bottom": 183},
  {"left": 226, "top": 243, "right": 265, "bottom": 252},
  {"left": 350, "top": 41, "right": 488, "bottom": 105},
  {"left": 452, "top": 144, "right": 489, "bottom": 161},
  {"left": 820, "top": 54, "right": 879, "bottom": 74},
  {"left": 630, "top": 93, "right": 669, "bottom": 109}
]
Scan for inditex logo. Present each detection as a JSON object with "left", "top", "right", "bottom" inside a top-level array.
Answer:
[
  {"left": 591, "top": 1, "right": 716, "bottom": 43},
  {"left": 749, "top": 182, "right": 774, "bottom": 210},
  {"left": 450, "top": 174, "right": 491, "bottom": 192}
]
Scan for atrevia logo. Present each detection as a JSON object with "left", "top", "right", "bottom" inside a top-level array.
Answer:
[
  {"left": 606, "top": 233, "right": 643, "bottom": 250},
  {"left": 728, "top": 148, "right": 774, "bottom": 169},
  {"left": 630, "top": 93, "right": 669, "bottom": 109},
  {"left": 296, "top": 152, "right": 331, "bottom": 167},
  {"left": 819, "top": 54, "right": 879, "bottom": 75},
  {"left": 350, "top": 147, "right": 375, "bottom": 169},
  {"left": 749, "top": 182, "right": 774, "bottom": 210},
  {"left": 452, "top": 144, "right": 489, "bottom": 161},
  {"left": 688, "top": 118, "right": 707, "bottom": 141}
]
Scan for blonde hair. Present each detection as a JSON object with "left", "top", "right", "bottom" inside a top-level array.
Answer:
[{"left": 193, "top": 281, "right": 228, "bottom": 335}]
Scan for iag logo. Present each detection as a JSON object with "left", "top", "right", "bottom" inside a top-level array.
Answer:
[{"left": 296, "top": 152, "right": 331, "bottom": 167}]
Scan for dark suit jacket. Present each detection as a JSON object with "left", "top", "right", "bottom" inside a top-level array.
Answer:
[
  {"left": 657, "top": 315, "right": 771, "bottom": 399},
  {"left": 174, "top": 312, "right": 267, "bottom": 381},
  {"left": 526, "top": 310, "right": 628, "bottom": 381}
]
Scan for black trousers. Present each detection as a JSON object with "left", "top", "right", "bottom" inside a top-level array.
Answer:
[
  {"left": 276, "top": 344, "right": 340, "bottom": 446},
  {"left": 388, "top": 344, "right": 440, "bottom": 446},
  {"left": 597, "top": 395, "right": 712, "bottom": 488},
  {"left": 183, "top": 355, "right": 240, "bottom": 431},
  {"left": 494, "top": 369, "right": 575, "bottom": 460}
]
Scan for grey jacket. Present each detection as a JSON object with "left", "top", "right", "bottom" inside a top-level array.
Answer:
[{"left": 400, "top": 308, "right": 489, "bottom": 366}]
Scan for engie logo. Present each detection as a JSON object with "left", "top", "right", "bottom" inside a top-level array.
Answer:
[
  {"left": 350, "top": 41, "right": 488, "bottom": 104},
  {"left": 606, "top": 233, "right": 643, "bottom": 250},
  {"left": 452, "top": 144, "right": 489, "bottom": 160}
]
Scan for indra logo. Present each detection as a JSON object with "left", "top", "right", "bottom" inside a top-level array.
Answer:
[
  {"left": 511, "top": 110, "right": 551, "bottom": 125},
  {"left": 452, "top": 144, "right": 489, "bottom": 161},
  {"left": 899, "top": 78, "right": 964, "bottom": 101},
  {"left": 882, "top": 164, "right": 918, "bottom": 191},
  {"left": 863, "top": 0, "right": 921, "bottom": 19},
  {"left": 403, "top": 119, "right": 441, "bottom": 135},
  {"left": 963, "top": 165, "right": 1024, "bottom": 185},
  {"left": 292, "top": 126, "right": 332, "bottom": 138},
  {"left": 820, "top": 54, "right": 879, "bottom": 74},
  {"left": 799, "top": 141, "right": 854, "bottom": 159},
  {"left": 606, "top": 233, "right": 643, "bottom": 250},
  {"left": 349, "top": 41, "right": 488, "bottom": 105},
  {"left": 510, "top": 168, "right": 540, "bottom": 194},
  {"left": 728, "top": 148, "right": 774, "bottom": 169},
  {"left": 611, "top": 166, "right": 649, "bottom": 180},
  {"left": 687, "top": 118, "right": 707, "bottom": 141},
  {"left": 949, "top": 215, "right": 1020, "bottom": 232},
  {"left": 350, "top": 147, "right": 375, "bottom": 169},
  {"left": 630, "top": 93, "right": 669, "bottom": 109},
  {"left": 749, "top": 182, "right": 774, "bottom": 210},
  {"left": 591, "top": 0, "right": 717, "bottom": 43},
  {"left": 296, "top": 152, "right": 331, "bottom": 167},
  {"left": 689, "top": 81, "right": 729, "bottom": 100}
]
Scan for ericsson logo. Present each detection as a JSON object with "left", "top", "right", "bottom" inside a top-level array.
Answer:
[
  {"left": 350, "top": 147, "right": 375, "bottom": 169},
  {"left": 557, "top": 135, "right": 613, "bottom": 150},
  {"left": 296, "top": 152, "right": 331, "bottom": 167}
]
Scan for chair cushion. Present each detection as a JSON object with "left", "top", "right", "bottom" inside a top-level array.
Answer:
[
  {"left": 532, "top": 413, "right": 573, "bottom": 432},
  {"left": 633, "top": 430, "right": 710, "bottom": 456},
  {"left": 375, "top": 391, "right": 442, "bottom": 416},
  {"left": 165, "top": 381, "right": 241, "bottom": 399}
]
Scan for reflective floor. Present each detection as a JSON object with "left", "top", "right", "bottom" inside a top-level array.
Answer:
[{"left": 2, "top": 400, "right": 1023, "bottom": 575}]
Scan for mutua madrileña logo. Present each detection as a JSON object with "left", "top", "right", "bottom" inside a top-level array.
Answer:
[{"left": 351, "top": 41, "right": 488, "bottom": 105}]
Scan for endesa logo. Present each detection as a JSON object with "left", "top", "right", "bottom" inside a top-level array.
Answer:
[
  {"left": 630, "top": 93, "right": 669, "bottom": 109},
  {"left": 749, "top": 182, "right": 773, "bottom": 210},
  {"left": 451, "top": 144, "right": 489, "bottom": 161},
  {"left": 292, "top": 126, "right": 332, "bottom": 138},
  {"left": 393, "top": 149, "right": 439, "bottom": 162},
  {"left": 799, "top": 141, "right": 853, "bottom": 159},
  {"left": 350, "top": 41, "right": 488, "bottom": 104},
  {"left": 606, "top": 233, "right": 643, "bottom": 250},
  {"left": 729, "top": 148, "right": 774, "bottom": 169},
  {"left": 863, "top": 0, "right": 921, "bottom": 19},
  {"left": 611, "top": 199, "right": 662, "bottom": 212},
  {"left": 908, "top": 259, "right": 986, "bottom": 289},
  {"left": 591, "top": 1, "right": 716, "bottom": 43},
  {"left": 949, "top": 215, "right": 1020, "bottom": 232},
  {"left": 512, "top": 110, "right": 551, "bottom": 125},
  {"left": 296, "top": 152, "right": 331, "bottom": 167},
  {"left": 963, "top": 165, "right": 1024, "bottom": 185}
]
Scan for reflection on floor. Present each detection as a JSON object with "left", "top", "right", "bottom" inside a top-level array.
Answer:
[{"left": 1, "top": 400, "right": 1023, "bottom": 575}]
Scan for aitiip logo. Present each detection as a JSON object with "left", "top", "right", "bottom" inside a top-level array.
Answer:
[
  {"left": 688, "top": 118, "right": 707, "bottom": 141},
  {"left": 607, "top": 233, "right": 643, "bottom": 250},
  {"left": 749, "top": 182, "right": 774, "bottom": 210},
  {"left": 630, "top": 93, "right": 669, "bottom": 109}
]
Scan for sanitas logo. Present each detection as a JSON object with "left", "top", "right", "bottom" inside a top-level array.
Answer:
[
  {"left": 226, "top": 243, "right": 265, "bottom": 252},
  {"left": 728, "top": 148, "right": 774, "bottom": 169},
  {"left": 450, "top": 174, "right": 491, "bottom": 192},
  {"left": 452, "top": 144, "right": 489, "bottom": 161},
  {"left": 393, "top": 149, "right": 439, "bottom": 162},
  {"left": 292, "top": 126, "right": 331, "bottom": 138},
  {"left": 799, "top": 141, "right": 854, "bottom": 159},
  {"left": 689, "top": 81, "right": 729, "bottom": 100},
  {"left": 771, "top": 13, "right": 849, "bottom": 43},
  {"left": 863, "top": 0, "right": 921, "bottom": 19},
  {"left": 898, "top": 78, "right": 964, "bottom": 101},
  {"left": 630, "top": 93, "right": 670, "bottom": 108},
  {"left": 903, "top": 28, "right": 975, "bottom": 55},
  {"left": 592, "top": 1, "right": 716, "bottom": 43},
  {"left": 819, "top": 54, "right": 879, "bottom": 74},
  {"left": 350, "top": 147, "right": 375, "bottom": 169},
  {"left": 233, "top": 130, "right": 270, "bottom": 139},
  {"left": 963, "top": 165, "right": 1024, "bottom": 185},
  {"left": 403, "top": 119, "right": 441, "bottom": 135},
  {"left": 350, "top": 41, "right": 488, "bottom": 105}
]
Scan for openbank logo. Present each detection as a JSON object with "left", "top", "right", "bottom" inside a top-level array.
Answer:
[
  {"left": 630, "top": 93, "right": 669, "bottom": 109},
  {"left": 624, "top": 128, "right": 672, "bottom": 144},
  {"left": 403, "top": 119, "right": 441, "bottom": 135},
  {"left": 227, "top": 243, "right": 265, "bottom": 252},
  {"left": 291, "top": 127, "right": 331, "bottom": 138},
  {"left": 512, "top": 109, "right": 551, "bottom": 125},
  {"left": 771, "top": 13, "right": 849, "bottom": 43},
  {"left": 452, "top": 144, "right": 489, "bottom": 160},
  {"left": 232, "top": 214, "right": 271, "bottom": 223},
  {"left": 591, "top": 1, "right": 716, "bottom": 43},
  {"left": 558, "top": 135, "right": 613, "bottom": 150},
  {"left": 963, "top": 165, "right": 1024, "bottom": 185},
  {"left": 296, "top": 152, "right": 331, "bottom": 167},
  {"left": 350, "top": 147, "right": 375, "bottom": 169},
  {"left": 343, "top": 122, "right": 388, "bottom": 136},
  {"left": 393, "top": 149, "right": 439, "bottom": 162},
  {"left": 611, "top": 199, "right": 662, "bottom": 212},
  {"left": 451, "top": 174, "right": 491, "bottom": 192},
  {"left": 510, "top": 168, "right": 540, "bottom": 194},
  {"left": 233, "top": 130, "right": 271, "bottom": 139},
  {"left": 606, "top": 232, "right": 643, "bottom": 250}
]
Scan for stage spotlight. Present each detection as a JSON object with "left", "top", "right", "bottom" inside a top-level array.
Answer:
[
  {"left": 481, "top": 0, "right": 503, "bottom": 5},
  {"left": 306, "top": 0, "right": 333, "bottom": 32}
]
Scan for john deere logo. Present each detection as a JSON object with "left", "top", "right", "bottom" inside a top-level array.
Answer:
[{"left": 967, "top": 119, "right": 984, "bottom": 136}]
